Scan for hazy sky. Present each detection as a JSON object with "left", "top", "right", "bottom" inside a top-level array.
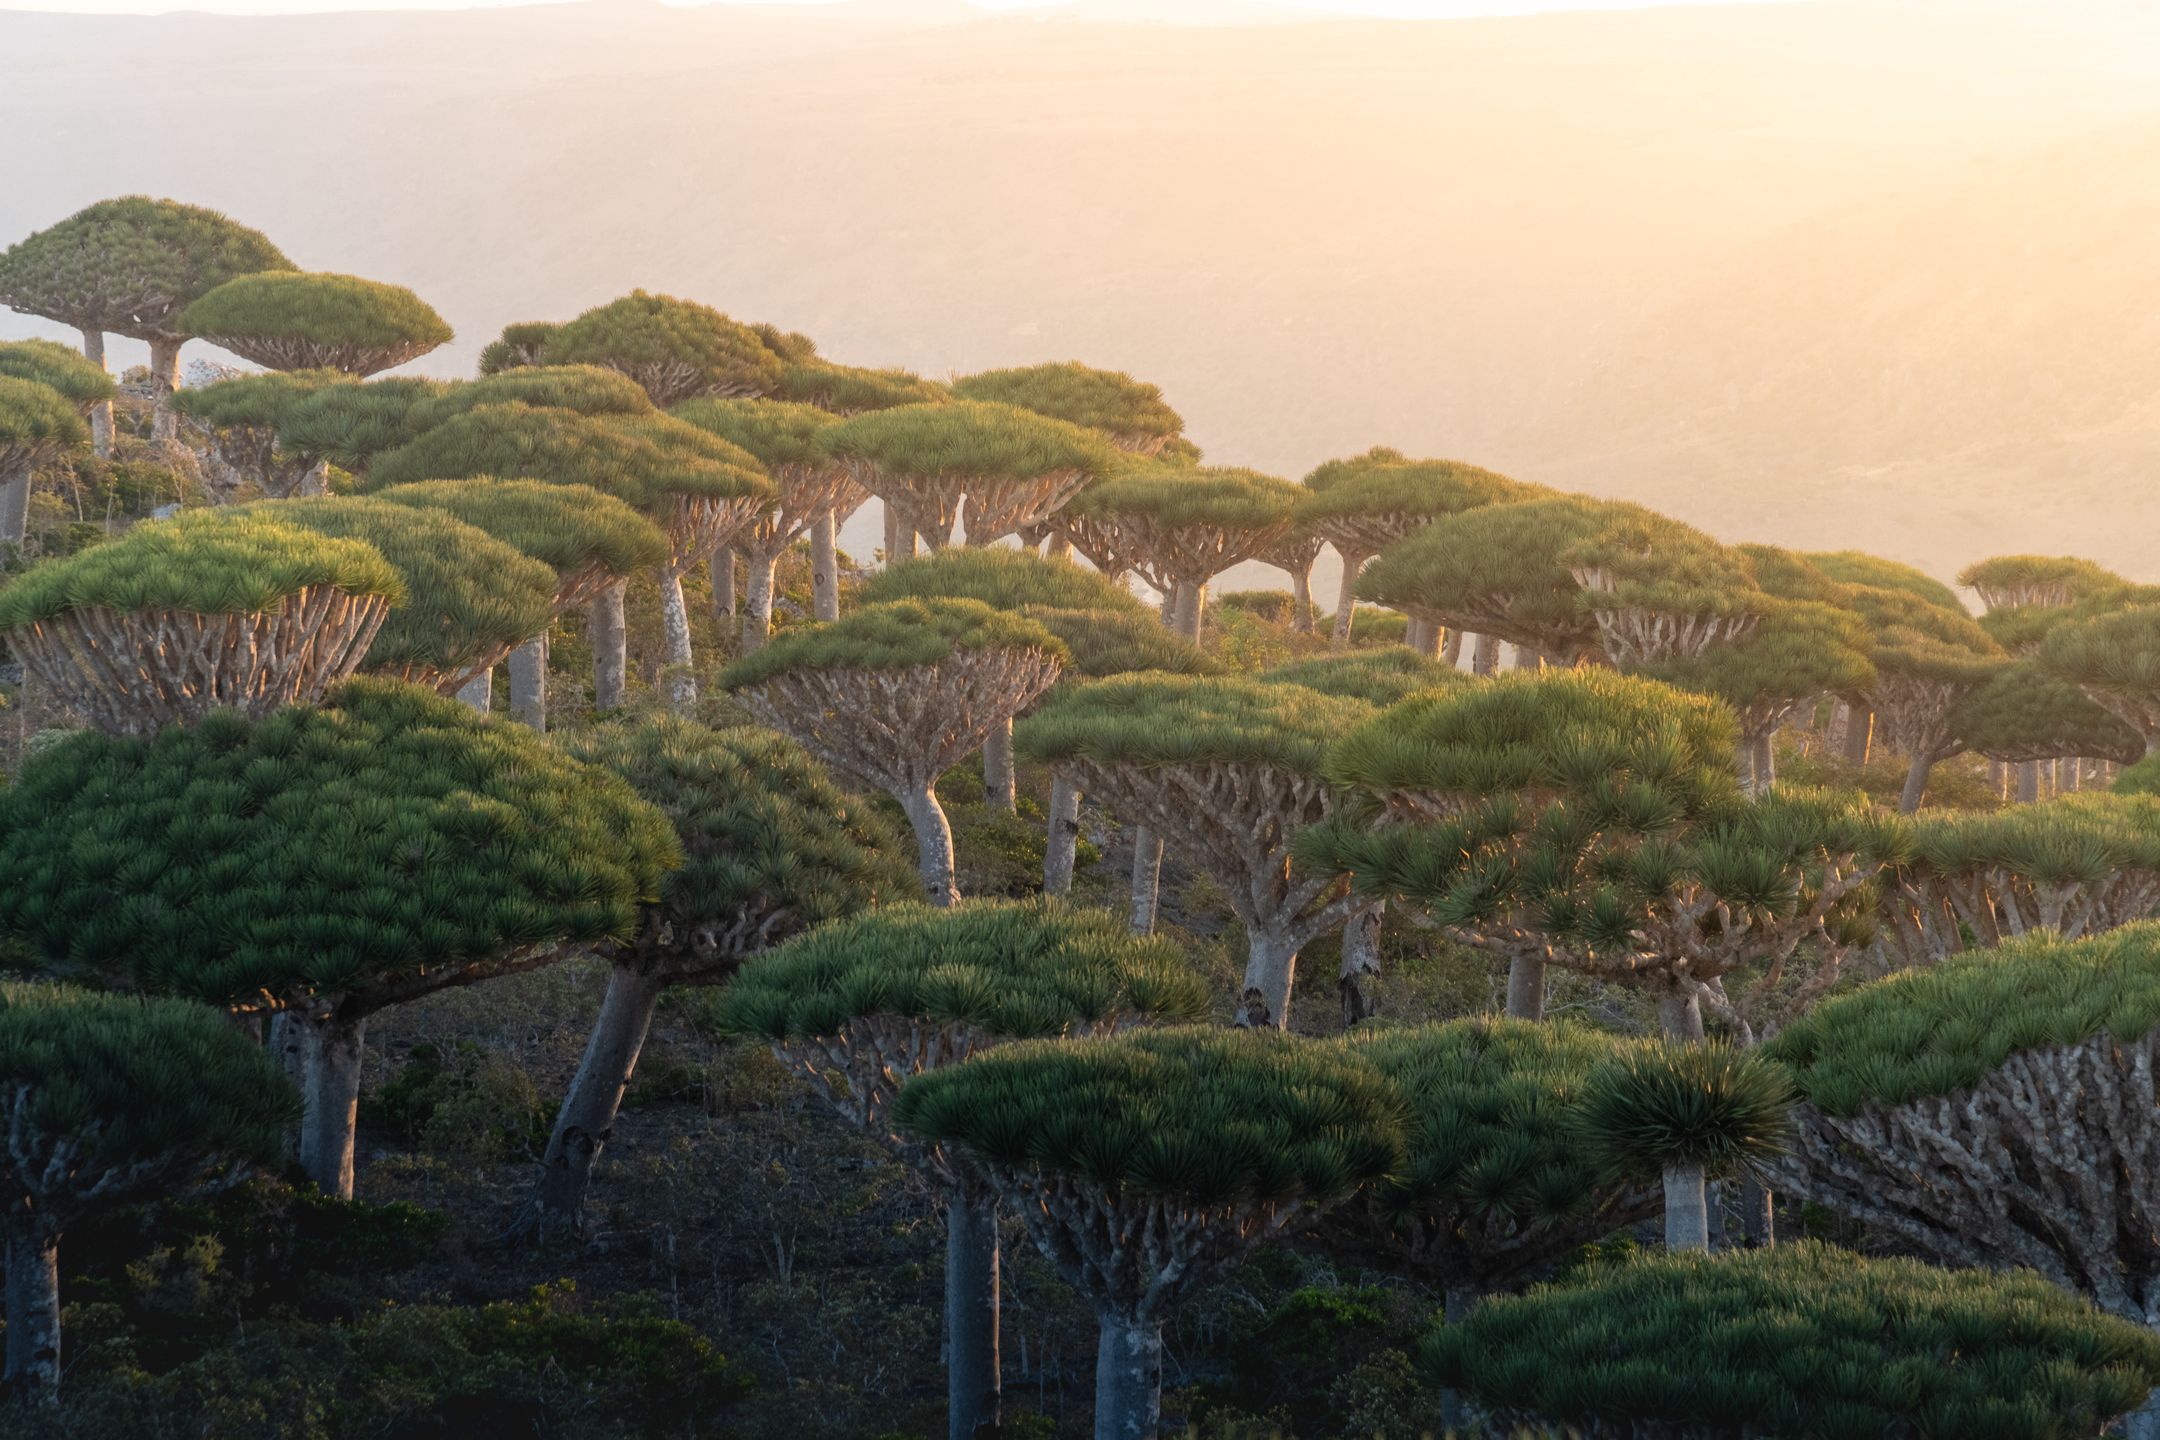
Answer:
[{"left": 1, "top": 0, "right": 1795, "bottom": 17}]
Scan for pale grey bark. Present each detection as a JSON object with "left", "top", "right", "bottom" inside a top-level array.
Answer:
[
  {"left": 297, "top": 457, "right": 330, "bottom": 497},
  {"left": 1472, "top": 632, "right": 1500, "bottom": 676},
  {"left": 1506, "top": 955, "right": 1546, "bottom": 1021},
  {"left": 741, "top": 551, "right": 778, "bottom": 654},
  {"left": 1043, "top": 777, "right": 1082, "bottom": 896},
  {"left": 982, "top": 716, "right": 1017, "bottom": 813},
  {"left": 4, "top": 1216, "right": 60, "bottom": 1402},
  {"left": 1170, "top": 580, "right": 1206, "bottom": 644},
  {"left": 1289, "top": 562, "right": 1315, "bottom": 634},
  {"left": 1739, "top": 1176, "right": 1775, "bottom": 1249},
  {"left": 1899, "top": 753, "right": 1933, "bottom": 815},
  {"left": 147, "top": 336, "right": 184, "bottom": 441},
  {"left": 0, "top": 465, "right": 30, "bottom": 547},
  {"left": 1843, "top": 704, "right": 1873, "bottom": 765},
  {"left": 946, "top": 1189, "right": 1003, "bottom": 1440},
  {"left": 80, "top": 327, "right": 112, "bottom": 459},
  {"left": 1656, "top": 988, "right": 1705, "bottom": 1040},
  {"left": 515, "top": 964, "right": 665, "bottom": 1244},
  {"left": 298, "top": 1013, "right": 367, "bottom": 1199},
  {"left": 1092, "top": 1311, "right": 1162, "bottom": 1440},
  {"left": 1044, "top": 531, "right": 1072, "bottom": 562},
  {"left": 903, "top": 784, "right": 961, "bottom": 908},
  {"left": 811, "top": 510, "right": 840, "bottom": 621},
  {"left": 709, "top": 547, "right": 736, "bottom": 619},
  {"left": 1751, "top": 733, "right": 1774, "bottom": 791},
  {"left": 1129, "top": 829, "right": 1163, "bottom": 934},
  {"left": 2016, "top": 760, "right": 2040, "bottom": 804},
  {"left": 590, "top": 580, "right": 628, "bottom": 711},
  {"left": 1439, "top": 1287, "right": 1478, "bottom": 1434},
  {"left": 508, "top": 634, "right": 547, "bottom": 730},
  {"left": 1339, "top": 902, "right": 1384, "bottom": 1027},
  {"left": 1664, "top": 1162, "right": 1709, "bottom": 1251},
  {"left": 659, "top": 566, "right": 698, "bottom": 712},
  {"left": 456, "top": 669, "right": 492, "bottom": 714},
  {"left": 1403, "top": 616, "right": 1440, "bottom": 658},
  {"left": 1329, "top": 553, "right": 1364, "bottom": 650},
  {"left": 1237, "top": 928, "right": 1300, "bottom": 1031},
  {"left": 1441, "top": 627, "right": 1463, "bottom": 667},
  {"left": 884, "top": 501, "right": 916, "bottom": 563}
]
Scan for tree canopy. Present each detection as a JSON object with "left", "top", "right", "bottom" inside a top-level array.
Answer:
[
  {"left": 413, "top": 365, "right": 656, "bottom": 427},
  {"left": 178, "top": 271, "right": 453, "bottom": 375},
  {"left": 1019, "top": 672, "right": 1367, "bottom": 775},
  {"left": 0, "top": 374, "right": 92, "bottom": 457},
  {"left": 856, "top": 546, "right": 1149, "bottom": 618},
  {"left": 722, "top": 596, "right": 1067, "bottom": 690},
  {"left": 1258, "top": 648, "right": 1463, "bottom": 707},
  {"left": 820, "top": 400, "right": 1115, "bottom": 484},
  {"left": 949, "top": 361, "right": 1183, "bottom": 451},
  {"left": 0, "top": 196, "right": 292, "bottom": 339},
  {"left": 0, "top": 338, "right": 116, "bottom": 408},
  {"left": 373, "top": 477, "right": 670, "bottom": 597},
  {"left": 670, "top": 396, "right": 839, "bottom": 470},
  {"left": 538, "top": 290, "right": 782, "bottom": 406},
  {"left": 274, "top": 376, "right": 448, "bottom": 474},
  {"left": 774, "top": 359, "right": 948, "bottom": 414}
]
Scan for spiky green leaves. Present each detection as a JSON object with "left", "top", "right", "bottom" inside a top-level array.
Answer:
[
  {"left": 172, "top": 368, "right": 348, "bottom": 432},
  {"left": 1072, "top": 463, "right": 1301, "bottom": 531},
  {"left": 2040, "top": 604, "right": 2160, "bottom": 733},
  {"left": 1767, "top": 924, "right": 2160, "bottom": 1116},
  {"left": 895, "top": 1027, "right": 1402, "bottom": 1205},
  {"left": 1907, "top": 792, "right": 2160, "bottom": 888},
  {"left": 1576, "top": 1041, "right": 1792, "bottom": 1184},
  {"left": 950, "top": 362, "right": 1182, "bottom": 448},
  {"left": 179, "top": 272, "right": 453, "bottom": 376},
  {"left": 477, "top": 321, "right": 559, "bottom": 376},
  {"left": 775, "top": 360, "right": 947, "bottom": 414},
  {"left": 1425, "top": 1242, "right": 2160, "bottom": 1440},
  {"left": 0, "top": 196, "right": 292, "bottom": 338},
  {"left": 1259, "top": 648, "right": 1462, "bottom": 707},
  {"left": 1959, "top": 554, "right": 2127, "bottom": 613},
  {"left": 1950, "top": 660, "right": 2145, "bottom": 764},
  {"left": 1017, "top": 673, "right": 1373, "bottom": 775},
  {"left": 857, "top": 547, "right": 1148, "bottom": 617},
  {"left": 274, "top": 376, "right": 448, "bottom": 473},
  {"left": 1020, "top": 606, "right": 1217, "bottom": 679},
  {"left": 721, "top": 597, "right": 1066, "bottom": 689},
  {"left": 1353, "top": 496, "right": 1610, "bottom": 657},
  {"left": 562, "top": 717, "right": 914, "bottom": 961},
  {"left": 538, "top": 291, "right": 782, "bottom": 406},
  {"left": 0, "top": 679, "right": 679, "bottom": 1009},
  {"left": 1805, "top": 550, "right": 1966, "bottom": 613},
  {"left": 1843, "top": 581, "right": 2005, "bottom": 686},
  {"left": 1296, "top": 452, "right": 1529, "bottom": 524},
  {"left": 0, "top": 509, "right": 401, "bottom": 627},
  {"left": 413, "top": 366, "right": 655, "bottom": 428},
  {"left": 0, "top": 339, "right": 116, "bottom": 409},
  {"left": 0, "top": 374, "right": 92, "bottom": 455},
  {"left": 714, "top": 898, "right": 1207, "bottom": 1041},
  {"left": 373, "top": 478, "right": 669, "bottom": 587},
  {"left": 0, "top": 984, "right": 296, "bottom": 1183},
  {"left": 1629, "top": 598, "right": 1875, "bottom": 721},
  {"left": 671, "top": 396, "right": 838, "bottom": 470},
  {"left": 820, "top": 400, "right": 1115, "bottom": 481}
]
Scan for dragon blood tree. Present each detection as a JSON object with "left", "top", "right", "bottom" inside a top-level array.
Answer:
[
  {"left": 537, "top": 290, "right": 783, "bottom": 407},
  {"left": 0, "top": 681, "right": 678, "bottom": 1198},
  {"left": 1018, "top": 673, "right": 1372, "bottom": 1027},
  {"left": 894, "top": 1028, "right": 1403, "bottom": 1440},
  {"left": 723, "top": 598, "right": 1066, "bottom": 903},
  {"left": 237, "top": 496, "right": 557, "bottom": 705},
  {"left": 1842, "top": 582, "right": 2007, "bottom": 812},
  {"left": 0, "top": 376, "right": 90, "bottom": 549},
  {"left": 718, "top": 899, "right": 1206, "bottom": 1440},
  {"left": 1298, "top": 448, "right": 1531, "bottom": 649},
  {"left": 1308, "top": 670, "right": 1899, "bottom": 1036},
  {"left": 0, "top": 196, "right": 292, "bottom": 444},
  {"left": 178, "top": 271, "right": 452, "bottom": 377},
  {"left": 171, "top": 368, "right": 348, "bottom": 501},
  {"left": 1427, "top": 1242, "right": 2160, "bottom": 1440},
  {"left": 820, "top": 400, "right": 1115, "bottom": 556},
  {"left": 672, "top": 398, "right": 869, "bottom": 650},
  {"left": 951, "top": 361, "right": 1185, "bottom": 458},
  {"left": 2041, "top": 605, "right": 2160, "bottom": 757},
  {"left": 770, "top": 357, "right": 949, "bottom": 576},
  {"left": 1950, "top": 658, "right": 2145, "bottom": 801},
  {"left": 478, "top": 320, "right": 559, "bottom": 375},
  {"left": 411, "top": 363, "right": 657, "bottom": 428},
  {"left": 366, "top": 403, "right": 775, "bottom": 711},
  {"left": 374, "top": 477, "right": 669, "bottom": 728},
  {"left": 510, "top": 716, "right": 914, "bottom": 1241},
  {"left": 0, "top": 341, "right": 115, "bottom": 533},
  {"left": 273, "top": 375, "right": 449, "bottom": 482},
  {"left": 0, "top": 985, "right": 295, "bottom": 1402},
  {"left": 857, "top": 546, "right": 1165, "bottom": 811},
  {"left": 0, "top": 509, "right": 400, "bottom": 732},
  {"left": 1765, "top": 923, "right": 2160, "bottom": 1433},
  {"left": 1872, "top": 792, "right": 2160, "bottom": 968},
  {"left": 1961, "top": 553, "right": 2130, "bottom": 617},
  {"left": 1060, "top": 464, "right": 1302, "bottom": 643},
  {"left": 1257, "top": 525, "right": 1326, "bottom": 636}
]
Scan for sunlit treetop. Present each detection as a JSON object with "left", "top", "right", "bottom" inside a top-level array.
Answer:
[
  {"left": 178, "top": 271, "right": 453, "bottom": 376},
  {"left": 856, "top": 546, "right": 1148, "bottom": 618},
  {"left": 412, "top": 365, "right": 655, "bottom": 428},
  {"left": 1019, "top": 606, "right": 1218, "bottom": 679},
  {"left": 670, "top": 396, "right": 838, "bottom": 470},
  {"left": 237, "top": 496, "right": 556, "bottom": 679},
  {"left": 2036, "top": 605, "right": 2160, "bottom": 740},
  {"left": 373, "top": 478, "right": 670, "bottom": 589},
  {"left": 775, "top": 359, "right": 950, "bottom": 415},
  {"left": 172, "top": 368, "right": 348, "bottom": 433},
  {"left": 1353, "top": 495, "right": 1613, "bottom": 658},
  {"left": 1905, "top": 792, "right": 2160, "bottom": 893},
  {"left": 1958, "top": 554, "right": 2130, "bottom": 614},
  {"left": 713, "top": 897, "right": 1208, "bottom": 1042},
  {"left": 1948, "top": 659, "right": 2146, "bottom": 765},
  {"left": 1258, "top": 648, "right": 1465, "bottom": 708},
  {"left": 0, "top": 196, "right": 292, "bottom": 340},
  {"left": 1734, "top": 544, "right": 1846, "bottom": 606},
  {"left": 612, "top": 409, "right": 769, "bottom": 481},
  {"left": 750, "top": 322, "right": 820, "bottom": 365},
  {"left": 819, "top": 399, "right": 1117, "bottom": 481},
  {"left": 1805, "top": 550, "right": 1966, "bottom": 615},
  {"left": 538, "top": 290, "right": 783, "bottom": 406},
  {"left": 1296, "top": 451, "right": 1532, "bottom": 524},
  {"left": 1627, "top": 598, "right": 1876, "bottom": 722},
  {"left": 1019, "top": 672, "right": 1373, "bottom": 775},
  {"left": 477, "top": 321, "right": 559, "bottom": 376},
  {"left": 0, "top": 375, "right": 93, "bottom": 456},
  {"left": 274, "top": 376, "right": 449, "bottom": 474},
  {"left": 721, "top": 596, "right": 1067, "bottom": 690},
  {"left": 950, "top": 361, "right": 1184, "bottom": 451},
  {"left": 1844, "top": 582, "right": 2006, "bottom": 685},
  {"left": 1562, "top": 505, "right": 1764, "bottom": 621},
  {"left": 0, "top": 508, "right": 400, "bottom": 630},
  {"left": 0, "top": 339, "right": 116, "bottom": 409},
  {"left": 1068, "top": 463, "right": 1303, "bottom": 531}
]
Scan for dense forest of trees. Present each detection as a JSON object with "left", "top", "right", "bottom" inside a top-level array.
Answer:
[{"left": 0, "top": 194, "right": 2159, "bottom": 1438}]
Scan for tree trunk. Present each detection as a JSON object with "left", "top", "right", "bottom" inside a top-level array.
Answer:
[
  {"left": 1513, "top": 643, "right": 1542, "bottom": 672},
  {"left": 3, "top": 1215, "right": 61, "bottom": 1403},
  {"left": 884, "top": 502, "right": 916, "bottom": 563},
  {"left": 1656, "top": 988, "right": 1704, "bottom": 1041},
  {"left": 80, "top": 327, "right": 112, "bottom": 459},
  {"left": 1898, "top": 752, "right": 1933, "bottom": 815},
  {"left": 1289, "top": 562, "right": 1314, "bottom": 634},
  {"left": 1403, "top": 616, "right": 1440, "bottom": 658},
  {"left": 709, "top": 547, "right": 736, "bottom": 620},
  {"left": 811, "top": 511, "right": 840, "bottom": 621},
  {"left": 659, "top": 566, "right": 698, "bottom": 712},
  {"left": 1329, "top": 553, "right": 1364, "bottom": 650},
  {"left": 1043, "top": 777, "right": 1082, "bottom": 896},
  {"left": 1043, "top": 531, "right": 1072, "bottom": 562},
  {"left": 514, "top": 964, "right": 666, "bottom": 1244},
  {"left": 1339, "top": 902, "right": 1383, "bottom": 1027},
  {"left": 902, "top": 784, "right": 960, "bottom": 908},
  {"left": 298, "top": 1012, "right": 367, "bottom": 1199},
  {"left": 1506, "top": 954, "right": 1546, "bottom": 1021},
  {"left": 456, "top": 669, "right": 492, "bottom": 714},
  {"left": 297, "top": 458, "right": 330, "bottom": 498},
  {"left": 1441, "top": 628, "right": 1463, "bottom": 667},
  {"left": 0, "top": 463, "right": 30, "bottom": 548},
  {"left": 1129, "top": 829, "right": 1163, "bottom": 934},
  {"left": 1471, "top": 633, "right": 1500, "bottom": 676},
  {"left": 508, "top": 634, "right": 547, "bottom": 730},
  {"left": 741, "top": 550, "right": 778, "bottom": 654},
  {"left": 1438, "top": 1288, "right": 1478, "bottom": 1435},
  {"left": 1236, "top": 928, "right": 1299, "bottom": 1031},
  {"left": 1092, "top": 1310, "right": 1162, "bottom": 1440},
  {"left": 147, "top": 336, "right": 184, "bottom": 441},
  {"left": 1752, "top": 733, "right": 1774, "bottom": 792},
  {"left": 946, "top": 1189, "right": 1003, "bottom": 1440},
  {"left": 1735, "top": 734, "right": 1757, "bottom": 797},
  {"left": 1664, "top": 1162, "right": 1710, "bottom": 1252},
  {"left": 590, "top": 580, "right": 627, "bottom": 712},
  {"left": 1739, "top": 1176, "right": 1775, "bottom": 1249},
  {"left": 1171, "top": 580, "right": 1204, "bottom": 645},
  {"left": 1843, "top": 704, "right": 1873, "bottom": 765},
  {"left": 982, "top": 717, "right": 1017, "bottom": 814},
  {"left": 2016, "top": 760, "right": 2040, "bottom": 804}
]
